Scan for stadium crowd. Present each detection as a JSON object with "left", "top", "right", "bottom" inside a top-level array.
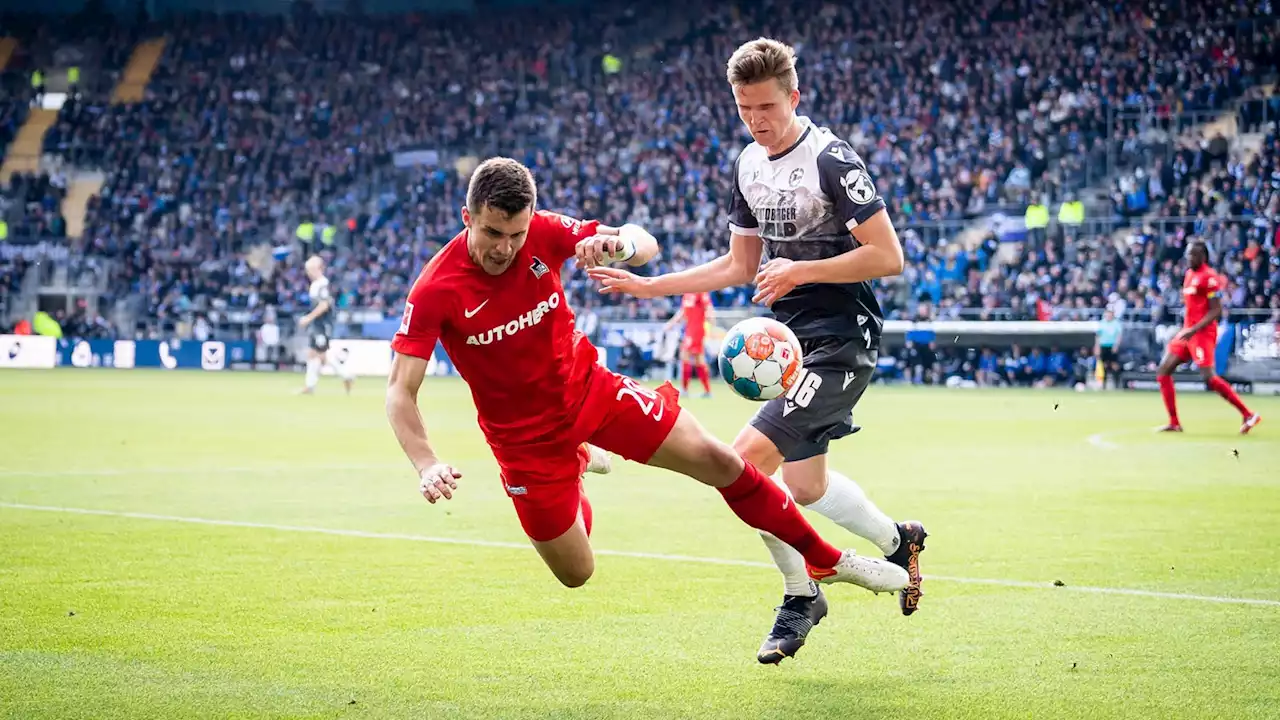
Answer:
[{"left": 0, "top": 0, "right": 1276, "bottom": 340}]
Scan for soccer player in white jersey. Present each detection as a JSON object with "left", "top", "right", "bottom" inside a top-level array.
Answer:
[
  {"left": 297, "top": 255, "right": 355, "bottom": 395},
  {"left": 590, "top": 37, "right": 927, "bottom": 663}
]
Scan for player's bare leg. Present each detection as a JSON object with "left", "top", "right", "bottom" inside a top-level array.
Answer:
[
  {"left": 530, "top": 508, "right": 595, "bottom": 588},
  {"left": 733, "top": 425, "right": 925, "bottom": 663},
  {"left": 1155, "top": 352, "right": 1183, "bottom": 431}
]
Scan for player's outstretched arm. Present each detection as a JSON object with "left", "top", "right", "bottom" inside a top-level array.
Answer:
[
  {"left": 587, "top": 232, "right": 763, "bottom": 299},
  {"left": 386, "top": 352, "right": 460, "bottom": 504}
]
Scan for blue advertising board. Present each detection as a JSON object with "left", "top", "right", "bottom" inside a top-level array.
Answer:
[{"left": 57, "top": 339, "right": 255, "bottom": 370}]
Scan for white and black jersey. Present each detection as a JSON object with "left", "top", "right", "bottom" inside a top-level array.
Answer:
[
  {"left": 307, "top": 276, "right": 335, "bottom": 351},
  {"left": 728, "top": 116, "right": 886, "bottom": 356}
]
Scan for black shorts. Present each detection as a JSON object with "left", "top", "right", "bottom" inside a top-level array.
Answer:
[
  {"left": 1099, "top": 346, "right": 1117, "bottom": 365},
  {"left": 309, "top": 328, "right": 331, "bottom": 352},
  {"left": 750, "top": 339, "right": 877, "bottom": 463}
]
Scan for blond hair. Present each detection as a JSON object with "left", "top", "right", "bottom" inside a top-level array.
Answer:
[{"left": 726, "top": 37, "right": 798, "bottom": 94}]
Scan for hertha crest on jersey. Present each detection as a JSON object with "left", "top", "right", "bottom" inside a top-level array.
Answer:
[{"left": 530, "top": 256, "right": 550, "bottom": 279}]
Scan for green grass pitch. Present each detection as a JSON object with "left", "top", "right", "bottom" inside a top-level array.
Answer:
[{"left": 2, "top": 369, "right": 1278, "bottom": 719}]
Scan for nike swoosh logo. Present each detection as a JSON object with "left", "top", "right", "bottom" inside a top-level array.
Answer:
[
  {"left": 782, "top": 495, "right": 791, "bottom": 510},
  {"left": 464, "top": 300, "right": 489, "bottom": 318}
]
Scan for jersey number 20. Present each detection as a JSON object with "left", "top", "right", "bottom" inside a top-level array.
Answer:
[{"left": 617, "top": 377, "right": 665, "bottom": 420}]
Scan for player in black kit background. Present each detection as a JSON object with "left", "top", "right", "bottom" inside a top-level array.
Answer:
[{"left": 589, "top": 37, "right": 929, "bottom": 664}]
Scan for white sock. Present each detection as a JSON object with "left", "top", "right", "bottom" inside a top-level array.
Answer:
[
  {"left": 305, "top": 358, "right": 321, "bottom": 390},
  {"left": 759, "top": 531, "right": 817, "bottom": 598},
  {"left": 804, "top": 470, "right": 900, "bottom": 556}
]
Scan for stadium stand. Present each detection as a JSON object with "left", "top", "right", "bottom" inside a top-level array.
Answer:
[{"left": 0, "top": 0, "right": 1276, "bottom": 384}]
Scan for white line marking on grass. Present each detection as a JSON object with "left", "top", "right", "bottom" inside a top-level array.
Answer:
[
  {"left": 1086, "top": 431, "right": 1121, "bottom": 450},
  {"left": 0, "top": 463, "right": 404, "bottom": 478},
  {"left": 3, "top": 502, "right": 1278, "bottom": 608},
  {"left": 1086, "top": 428, "right": 1249, "bottom": 452}
]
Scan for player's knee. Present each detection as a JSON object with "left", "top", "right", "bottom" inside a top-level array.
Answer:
[
  {"left": 553, "top": 562, "right": 594, "bottom": 589},
  {"left": 781, "top": 474, "right": 822, "bottom": 506},
  {"left": 692, "top": 434, "right": 746, "bottom": 485}
]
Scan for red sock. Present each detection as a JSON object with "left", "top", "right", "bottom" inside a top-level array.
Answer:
[
  {"left": 1207, "top": 376, "right": 1251, "bottom": 418},
  {"left": 717, "top": 460, "right": 842, "bottom": 569},
  {"left": 681, "top": 362, "right": 693, "bottom": 392},
  {"left": 695, "top": 364, "right": 711, "bottom": 393},
  {"left": 1158, "top": 375, "right": 1179, "bottom": 425},
  {"left": 578, "top": 487, "right": 593, "bottom": 537}
]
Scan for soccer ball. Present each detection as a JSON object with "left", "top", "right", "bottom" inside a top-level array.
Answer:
[{"left": 718, "top": 317, "right": 803, "bottom": 401}]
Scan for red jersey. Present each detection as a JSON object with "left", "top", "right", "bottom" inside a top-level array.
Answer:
[
  {"left": 392, "top": 210, "right": 601, "bottom": 448},
  {"left": 681, "top": 292, "right": 712, "bottom": 337},
  {"left": 1182, "top": 265, "right": 1222, "bottom": 329}
]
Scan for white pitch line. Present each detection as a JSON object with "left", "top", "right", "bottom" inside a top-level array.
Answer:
[
  {"left": 0, "top": 463, "right": 404, "bottom": 478},
  {"left": 2, "top": 502, "right": 1278, "bottom": 609},
  {"left": 1086, "top": 431, "right": 1121, "bottom": 450}
]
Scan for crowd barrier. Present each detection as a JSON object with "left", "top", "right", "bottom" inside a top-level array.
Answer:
[{"left": 3, "top": 321, "right": 1276, "bottom": 394}]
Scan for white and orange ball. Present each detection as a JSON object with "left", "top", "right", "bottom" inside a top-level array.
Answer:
[{"left": 718, "top": 317, "right": 803, "bottom": 401}]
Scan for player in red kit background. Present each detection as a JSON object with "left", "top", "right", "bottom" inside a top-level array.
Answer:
[
  {"left": 665, "top": 292, "right": 715, "bottom": 397},
  {"left": 1156, "top": 241, "right": 1262, "bottom": 434},
  {"left": 385, "top": 158, "right": 908, "bottom": 598}
]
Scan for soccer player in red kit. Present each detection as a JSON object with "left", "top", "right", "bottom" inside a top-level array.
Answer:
[
  {"left": 666, "top": 292, "right": 715, "bottom": 397},
  {"left": 385, "top": 157, "right": 909, "bottom": 596},
  {"left": 1156, "top": 241, "right": 1262, "bottom": 434}
]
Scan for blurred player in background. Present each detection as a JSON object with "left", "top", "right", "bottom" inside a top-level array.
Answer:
[
  {"left": 590, "top": 37, "right": 926, "bottom": 663},
  {"left": 1156, "top": 241, "right": 1261, "bottom": 434},
  {"left": 1094, "top": 307, "right": 1123, "bottom": 389},
  {"left": 665, "top": 292, "right": 715, "bottom": 397},
  {"left": 386, "top": 158, "right": 908, "bottom": 599},
  {"left": 297, "top": 255, "right": 355, "bottom": 395}
]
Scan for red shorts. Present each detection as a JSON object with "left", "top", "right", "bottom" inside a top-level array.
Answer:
[
  {"left": 1167, "top": 327, "right": 1217, "bottom": 368},
  {"left": 490, "top": 370, "right": 681, "bottom": 542},
  {"left": 682, "top": 332, "right": 706, "bottom": 357}
]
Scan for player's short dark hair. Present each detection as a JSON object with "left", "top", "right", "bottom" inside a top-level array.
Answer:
[
  {"left": 726, "top": 37, "right": 798, "bottom": 94},
  {"left": 467, "top": 158, "right": 537, "bottom": 217}
]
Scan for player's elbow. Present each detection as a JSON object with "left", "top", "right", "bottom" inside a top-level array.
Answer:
[{"left": 881, "top": 245, "right": 905, "bottom": 277}]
